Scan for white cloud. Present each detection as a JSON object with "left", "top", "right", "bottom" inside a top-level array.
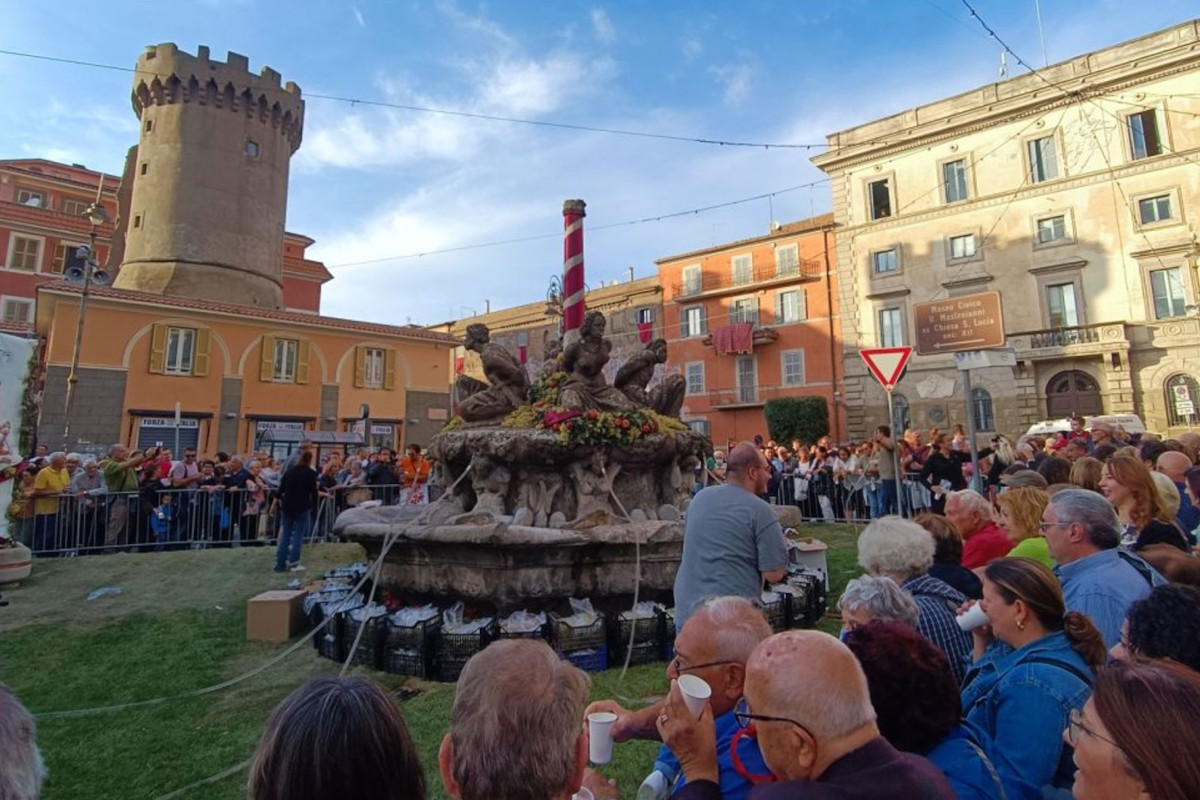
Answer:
[
  {"left": 352, "top": 5, "right": 365, "bottom": 27},
  {"left": 708, "top": 64, "right": 753, "bottom": 107},
  {"left": 591, "top": 9, "right": 616, "bottom": 45},
  {"left": 681, "top": 38, "right": 703, "bottom": 62}
]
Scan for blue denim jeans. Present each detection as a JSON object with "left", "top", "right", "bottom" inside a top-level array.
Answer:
[
  {"left": 274, "top": 509, "right": 312, "bottom": 571},
  {"left": 867, "top": 480, "right": 898, "bottom": 518},
  {"left": 32, "top": 514, "right": 59, "bottom": 556}
]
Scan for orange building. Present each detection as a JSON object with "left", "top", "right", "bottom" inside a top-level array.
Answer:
[
  {"left": 656, "top": 214, "right": 842, "bottom": 448},
  {"left": 35, "top": 282, "right": 455, "bottom": 456},
  {"left": 0, "top": 159, "right": 331, "bottom": 328}
]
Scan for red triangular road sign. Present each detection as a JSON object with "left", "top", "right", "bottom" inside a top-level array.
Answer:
[{"left": 859, "top": 347, "right": 913, "bottom": 391}]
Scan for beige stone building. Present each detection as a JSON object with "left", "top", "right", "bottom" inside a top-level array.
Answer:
[{"left": 813, "top": 19, "right": 1200, "bottom": 440}]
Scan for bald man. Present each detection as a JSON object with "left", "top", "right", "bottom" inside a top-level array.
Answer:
[
  {"left": 1157, "top": 450, "right": 1199, "bottom": 537},
  {"left": 657, "top": 630, "right": 954, "bottom": 799},
  {"left": 673, "top": 443, "right": 788, "bottom": 631}
]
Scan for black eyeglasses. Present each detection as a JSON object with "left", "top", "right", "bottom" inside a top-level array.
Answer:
[
  {"left": 1067, "top": 707, "right": 1118, "bottom": 748},
  {"left": 733, "top": 698, "right": 813, "bottom": 737},
  {"left": 670, "top": 656, "right": 736, "bottom": 675}
]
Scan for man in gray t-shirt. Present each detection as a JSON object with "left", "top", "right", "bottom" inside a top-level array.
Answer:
[{"left": 674, "top": 443, "right": 789, "bottom": 630}]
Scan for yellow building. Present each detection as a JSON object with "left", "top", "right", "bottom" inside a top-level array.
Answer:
[
  {"left": 813, "top": 19, "right": 1200, "bottom": 439},
  {"left": 36, "top": 282, "right": 455, "bottom": 455}
]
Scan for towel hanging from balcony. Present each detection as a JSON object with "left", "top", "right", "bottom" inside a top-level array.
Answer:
[{"left": 713, "top": 322, "right": 755, "bottom": 355}]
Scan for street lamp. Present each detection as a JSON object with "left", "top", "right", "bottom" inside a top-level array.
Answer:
[{"left": 61, "top": 202, "right": 109, "bottom": 449}]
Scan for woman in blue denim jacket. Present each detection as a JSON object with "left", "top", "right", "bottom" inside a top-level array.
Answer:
[{"left": 961, "top": 558, "right": 1107, "bottom": 795}]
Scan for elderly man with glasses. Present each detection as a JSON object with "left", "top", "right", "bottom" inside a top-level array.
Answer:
[
  {"left": 585, "top": 596, "right": 772, "bottom": 800},
  {"left": 657, "top": 629, "right": 954, "bottom": 799}
]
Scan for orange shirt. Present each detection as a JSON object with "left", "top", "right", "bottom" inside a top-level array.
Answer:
[{"left": 399, "top": 455, "right": 430, "bottom": 486}]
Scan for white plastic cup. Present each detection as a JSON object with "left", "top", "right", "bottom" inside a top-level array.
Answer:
[
  {"left": 572, "top": 789, "right": 594, "bottom": 800},
  {"left": 587, "top": 712, "right": 617, "bottom": 764},
  {"left": 956, "top": 604, "right": 989, "bottom": 632},
  {"left": 677, "top": 675, "right": 712, "bottom": 718}
]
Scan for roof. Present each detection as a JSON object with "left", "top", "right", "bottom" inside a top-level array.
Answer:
[
  {"left": 0, "top": 200, "right": 117, "bottom": 238},
  {"left": 283, "top": 256, "right": 333, "bottom": 282},
  {"left": 0, "top": 320, "right": 35, "bottom": 335},
  {"left": 0, "top": 160, "right": 121, "bottom": 193},
  {"left": 37, "top": 281, "right": 458, "bottom": 344},
  {"left": 655, "top": 213, "right": 835, "bottom": 264}
]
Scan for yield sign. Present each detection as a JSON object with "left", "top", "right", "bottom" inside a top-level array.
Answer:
[{"left": 860, "top": 347, "right": 913, "bottom": 391}]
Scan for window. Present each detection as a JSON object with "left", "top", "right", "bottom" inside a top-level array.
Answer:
[
  {"left": 7, "top": 236, "right": 41, "bottom": 271},
  {"left": 730, "top": 297, "right": 758, "bottom": 326},
  {"left": 782, "top": 350, "right": 805, "bottom": 387},
  {"left": 144, "top": 119, "right": 153, "bottom": 133},
  {"left": 685, "top": 362, "right": 705, "bottom": 395},
  {"left": 140, "top": 163, "right": 148, "bottom": 176},
  {"left": 245, "top": 140, "right": 260, "bottom": 158},
  {"left": 682, "top": 265, "right": 702, "bottom": 296},
  {"left": 1028, "top": 136, "right": 1059, "bottom": 183},
  {"left": 971, "top": 388, "right": 995, "bottom": 432},
  {"left": 681, "top": 306, "right": 707, "bottom": 338},
  {"left": 774, "top": 290, "right": 805, "bottom": 324},
  {"left": 273, "top": 339, "right": 299, "bottom": 382},
  {"left": 1, "top": 298, "right": 31, "bottom": 324},
  {"left": 1149, "top": 268, "right": 1187, "bottom": 319},
  {"left": 133, "top": 214, "right": 143, "bottom": 229},
  {"left": 775, "top": 244, "right": 799, "bottom": 277},
  {"left": 61, "top": 198, "right": 89, "bottom": 217},
  {"left": 736, "top": 356, "right": 757, "bottom": 403},
  {"left": 1165, "top": 374, "right": 1200, "bottom": 428},
  {"left": 1137, "top": 194, "right": 1172, "bottom": 225},
  {"left": 872, "top": 248, "right": 899, "bottom": 275},
  {"left": 51, "top": 243, "right": 80, "bottom": 274},
  {"left": 942, "top": 159, "right": 969, "bottom": 203},
  {"left": 15, "top": 189, "right": 44, "bottom": 208},
  {"left": 949, "top": 234, "right": 977, "bottom": 260},
  {"left": 878, "top": 307, "right": 904, "bottom": 347},
  {"left": 868, "top": 178, "right": 891, "bottom": 220},
  {"left": 1127, "top": 109, "right": 1162, "bottom": 161},
  {"left": 732, "top": 254, "right": 753, "bottom": 286},
  {"left": 363, "top": 347, "right": 386, "bottom": 388},
  {"left": 635, "top": 307, "right": 655, "bottom": 325},
  {"left": 1036, "top": 215, "right": 1066, "bottom": 245},
  {"left": 164, "top": 327, "right": 196, "bottom": 375},
  {"left": 687, "top": 419, "right": 710, "bottom": 437},
  {"left": 1046, "top": 282, "right": 1080, "bottom": 328}
]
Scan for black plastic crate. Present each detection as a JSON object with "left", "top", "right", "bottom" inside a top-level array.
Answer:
[
  {"left": 550, "top": 612, "right": 607, "bottom": 653},
  {"left": 561, "top": 645, "right": 608, "bottom": 672},
  {"left": 343, "top": 612, "right": 388, "bottom": 669},
  {"left": 385, "top": 613, "right": 441, "bottom": 653},
  {"left": 610, "top": 641, "right": 660, "bottom": 667},
  {"left": 657, "top": 608, "right": 677, "bottom": 663},
  {"left": 498, "top": 616, "right": 549, "bottom": 642},
  {"left": 786, "top": 571, "right": 827, "bottom": 629},
  {"left": 315, "top": 613, "right": 345, "bottom": 662},
  {"left": 761, "top": 593, "right": 789, "bottom": 633},
  {"left": 387, "top": 648, "right": 433, "bottom": 679},
  {"left": 436, "top": 619, "right": 498, "bottom": 682},
  {"left": 608, "top": 613, "right": 662, "bottom": 666}
]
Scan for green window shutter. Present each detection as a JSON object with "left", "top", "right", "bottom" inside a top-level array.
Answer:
[
  {"left": 148, "top": 323, "right": 167, "bottom": 374},
  {"left": 295, "top": 340, "right": 311, "bottom": 385},
  {"left": 383, "top": 349, "right": 397, "bottom": 391},
  {"left": 192, "top": 329, "right": 211, "bottom": 377},
  {"left": 260, "top": 335, "right": 276, "bottom": 382}
]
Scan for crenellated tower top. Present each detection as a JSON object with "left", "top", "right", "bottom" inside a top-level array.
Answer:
[{"left": 131, "top": 43, "right": 304, "bottom": 153}]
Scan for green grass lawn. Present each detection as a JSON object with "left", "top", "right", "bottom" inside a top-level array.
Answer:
[{"left": 0, "top": 522, "right": 864, "bottom": 800}]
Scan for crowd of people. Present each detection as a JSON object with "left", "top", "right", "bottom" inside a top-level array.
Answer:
[{"left": 4, "top": 440, "right": 434, "bottom": 560}]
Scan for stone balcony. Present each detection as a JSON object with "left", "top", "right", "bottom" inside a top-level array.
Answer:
[{"left": 1008, "top": 322, "right": 1130, "bottom": 360}]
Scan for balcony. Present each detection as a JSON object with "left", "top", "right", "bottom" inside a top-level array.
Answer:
[
  {"left": 1008, "top": 322, "right": 1129, "bottom": 359},
  {"left": 700, "top": 324, "right": 779, "bottom": 351},
  {"left": 672, "top": 257, "right": 823, "bottom": 301},
  {"left": 708, "top": 383, "right": 813, "bottom": 409}
]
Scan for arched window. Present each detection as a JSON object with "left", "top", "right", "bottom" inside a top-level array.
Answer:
[
  {"left": 891, "top": 393, "right": 911, "bottom": 435},
  {"left": 971, "top": 388, "right": 995, "bottom": 432},
  {"left": 1165, "top": 374, "right": 1200, "bottom": 428}
]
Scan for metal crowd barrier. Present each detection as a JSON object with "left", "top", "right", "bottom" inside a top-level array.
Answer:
[
  {"left": 16, "top": 482, "right": 422, "bottom": 558},
  {"left": 769, "top": 471, "right": 934, "bottom": 524}
]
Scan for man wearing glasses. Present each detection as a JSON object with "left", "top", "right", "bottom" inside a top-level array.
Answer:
[
  {"left": 1042, "top": 489, "right": 1162, "bottom": 649},
  {"left": 657, "top": 630, "right": 955, "bottom": 799},
  {"left": 584, "top": 596, "right": 772, "bottom": 800},
  {"left": 673, "top": 444, "right": 788, "bottom": 633}
]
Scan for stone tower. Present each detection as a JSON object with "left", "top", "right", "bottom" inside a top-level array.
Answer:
[{"left": 114, "top": 43, "right": 304, "bottom": 308}]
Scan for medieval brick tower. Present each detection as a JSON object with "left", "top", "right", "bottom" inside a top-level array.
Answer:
[{"left": 113, "top": 43, "right": 304, "bottom": 308}]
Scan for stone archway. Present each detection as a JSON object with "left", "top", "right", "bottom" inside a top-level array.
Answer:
[{"left": 1045, "top": 370, "right": 1102, "bottom": 417}]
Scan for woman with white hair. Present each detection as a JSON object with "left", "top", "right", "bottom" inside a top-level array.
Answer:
[
  {"left": 858, "top": 516, "right": 974, "bottom": 684},
  {"left": 838, "top": 575, "right": 921, "bottom": 636}
]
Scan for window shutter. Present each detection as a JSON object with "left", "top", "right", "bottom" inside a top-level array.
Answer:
[
  {"left": 774, "top": 293, "right": 784, "bottom": 324},
  {"left": 260, "top": 335, "right": 276, "bottom": 382},
  {"left": 295, "top": 340, "right": 311, "bottom": 385},
  {"left": 798, "top": 290, "right": 808, "bottom": 321},
  {"left": 148, "top": 324, "right": 167, "bottom": 374},
  {"left": 700, "top": 309, "right": 708, "bottom": 336},
  {"left": 383, "top": 349, "right": 397, "bottom": 391},
  {"left": 354, "top": 346, "right": 366, "bottom": 388},
  {"left": 193, "top": 329, "right": 211, "bottom": 377}
]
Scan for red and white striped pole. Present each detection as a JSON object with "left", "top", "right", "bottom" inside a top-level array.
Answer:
[{"left": 561, "top": 199, "right": 586, "bottom": 348}]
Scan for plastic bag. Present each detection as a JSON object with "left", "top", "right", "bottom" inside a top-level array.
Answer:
[
  {"left": 350, "top": 603, "right": 388, "bottom": 622},
  {"left": 619, "top": 601, "right": 661, "bottom": 621},
  {"left": 442, "top": 600, "right": 492, "bottom": 634},
  {"left": 559, "top": 598, "right": 599, "bottom": 628},
  {"left": 390, "top": 604, "right": 439, "bottom": 626},
  {"left": 501, "top": 610, "right": 547, "bottom": 633}
]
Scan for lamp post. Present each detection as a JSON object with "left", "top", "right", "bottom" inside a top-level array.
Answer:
[{"left": 62, "top": 202, "right": 108, "bottom": 450}]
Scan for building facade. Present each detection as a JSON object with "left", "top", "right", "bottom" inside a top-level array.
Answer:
[
  {"left": 444, "top": 275, "right": 664, "bottom": 396},
  {"left": 813, "top": 19, "right": 1200, "bottom": 440},
  {"left": 36, "top": 282, "right": 454, "bottom": 455},
  {"left": 656, "top": 215, "right": 843, "bottom": 448}
]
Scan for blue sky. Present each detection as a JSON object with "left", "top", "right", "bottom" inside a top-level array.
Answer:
[{"left": 2, "top": 0, "right": 1197, "bottom": 325}]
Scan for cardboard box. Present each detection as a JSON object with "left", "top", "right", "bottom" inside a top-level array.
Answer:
[{"left": 246, "top": 589, "right": 307, "bottom": 642}]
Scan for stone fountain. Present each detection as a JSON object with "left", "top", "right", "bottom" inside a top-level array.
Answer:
[{"left": 335, "top": 311, "right": 710, "bottom": 613}]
